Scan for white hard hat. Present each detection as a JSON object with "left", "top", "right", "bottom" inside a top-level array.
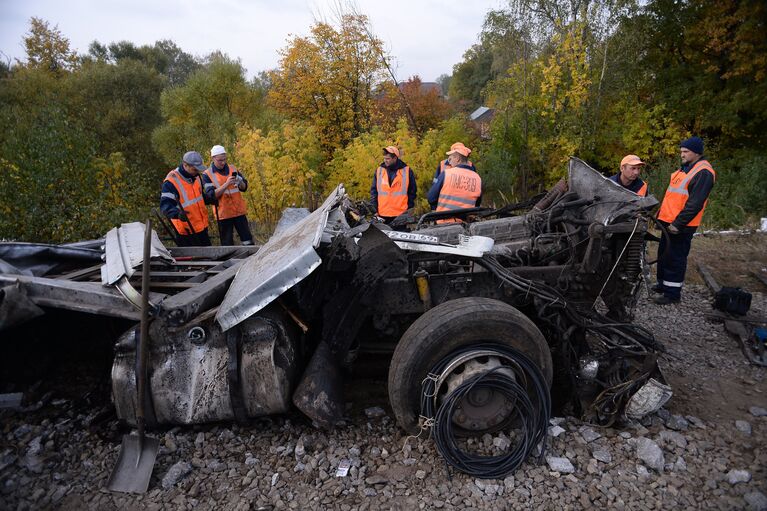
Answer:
[{"left": 211, "top": 145, "right": 226, "bottom": 157}]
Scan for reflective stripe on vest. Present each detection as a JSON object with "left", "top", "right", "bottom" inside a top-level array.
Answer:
[
  {"left": 204, "top": 164, "right": 247, "bottom": 220},
  {"left": 164, "top": 169, "right": 209, "bottom": 235},
  {"left": 376, "top": 166, "right": 409, "bottom": 217},
  {"left": 657, "top": 160, "right": 716, "bottom": 227},
  {"left": 436, "top": 166, "right": 481, "bottom": 223}
]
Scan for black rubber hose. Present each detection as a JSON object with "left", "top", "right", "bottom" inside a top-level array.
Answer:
[
  {"left": 420, "top": 344, "right": 551, "bottom": 479},
  {"left": 646, "top": 216, "right": 671, "bottom": 265}
]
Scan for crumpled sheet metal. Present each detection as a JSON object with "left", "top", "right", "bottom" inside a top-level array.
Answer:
[
  {"left": 273, "top": 208, "right": 311, "bottom": 237},
  {"left": 100, "top": 222, "right": 175, "bottom": 286},
  {"left": 216, "top": 185, "right": 346, "bottom": 332},
  {"left": 0, "top": 280, "right": 45, "bottom": 331},
  {"left": 0, "top": 242, "right": 102, "bottom": 277},
  {"left": 568, "top": 157, "right": 658, "bottom": 225}
]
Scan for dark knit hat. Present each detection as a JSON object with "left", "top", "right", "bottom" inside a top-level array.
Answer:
[{"left": 680, "top": 136, "right": 704, "bottom": 155}]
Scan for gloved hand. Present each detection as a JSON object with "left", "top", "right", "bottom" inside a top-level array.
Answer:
[
  {"left": 667, "top": 224, "right": 679, "bottom": 235},
  {"left": 177, "top": 209, "right": 189, "bottom": 222}
]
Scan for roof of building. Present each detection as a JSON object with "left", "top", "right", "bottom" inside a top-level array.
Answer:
[{"left": 470, "top": 106, "right": 494, "bottom": 122}]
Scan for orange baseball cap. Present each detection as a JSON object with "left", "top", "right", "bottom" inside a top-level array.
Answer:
[
  {"left": 446, "top": 143, "right": 471, "bottom": 157},
  {"left": 620, "top": 154, "right": 646, "bottom": 166},
  {"left": 383, "top": 146, "right": 400, "bottom": 158}
]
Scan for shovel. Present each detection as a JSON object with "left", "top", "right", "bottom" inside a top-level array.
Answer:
[{"left": 107, "top": 218, "right": 159, "bottom": 493}]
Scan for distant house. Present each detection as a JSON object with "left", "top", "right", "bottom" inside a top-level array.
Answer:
[
  {"left": 397, "top": 81, "right": 444, "bottom": 98},
  {"left": 469, "top": 106, "right": 495, "bottom": 139}
]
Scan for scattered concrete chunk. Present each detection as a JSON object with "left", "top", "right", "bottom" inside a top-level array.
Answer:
[
  {"left": 546, "top": 456, "right": 575, "bottom": 474},
  {"left": 635, "top": 437, "right": 665, "bottom": 472},
  {"left": 579, "top": 426, "right": 602, "bottom": 443},
  {"left": 548, "top": 425, "right": 565, "bottom": 438},
  {"left": 592, "top": 449, "right": 612, "bottom": 463},
  {"left": 727, "top": 470, "right": 752, "bottom": 485},
  {"left": 162, "top": 461, "right": 192, "bottom": 489}
]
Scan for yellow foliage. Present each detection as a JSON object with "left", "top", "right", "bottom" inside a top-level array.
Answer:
[
  {"left": 233, "top": 122, "right": 323, "bottom": 230},
  {"left": 268, "top": 14, "right": 387, "bottom": 152},
  {"left": 91, "top": 152, "right": 130, "bottom": 209},
  {"left": 591, "top": 98, "right": 689, "bottom": 171}
]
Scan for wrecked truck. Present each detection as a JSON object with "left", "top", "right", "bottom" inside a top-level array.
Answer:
[{"left": 0, "top": 158, "right": 670, "bottom": 475}]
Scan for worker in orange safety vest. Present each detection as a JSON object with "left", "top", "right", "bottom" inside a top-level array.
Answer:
[
  {"left": 432, "top": 142, "right": 475, "bottom": 185},
  {"left": 610, "top": 154, "right": 648, "bottom": 196},
  {"left": 653, "top": 136, "right": 716, "bottom": 305},
  {"left": 160, "top": 151, "right": 213, "bottom": 247},
  {"left": 202, "top": 145, "right": 254, "bottom": 246},
  {"left": 370, "top": 146, "right": 417, "bottom": 228},
  {"left": 427, "top": 143, "right": 482, "bottom": 224}
]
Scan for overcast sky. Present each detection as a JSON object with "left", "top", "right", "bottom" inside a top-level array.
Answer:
[{"left": 0, "top": 0, "right": 505, "bottom": 82}]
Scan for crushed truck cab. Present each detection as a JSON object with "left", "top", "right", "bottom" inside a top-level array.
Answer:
[{"left": 1, "top": 158, "right": 670, "bottom": 473}]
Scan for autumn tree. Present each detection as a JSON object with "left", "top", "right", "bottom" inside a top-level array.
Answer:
[
  {"left": 372, "top": 76, "right": 452, "bottom": 133},
  {"left": 152, "top": 54, "right": 271, "bottom": 165},
  {"left": 268, "top": 14, "right": 387, "bottom": 151},
  {"left": 22, "top": 17, "right": 78, "bottom": 73}
]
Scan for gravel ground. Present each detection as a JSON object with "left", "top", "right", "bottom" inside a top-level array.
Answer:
[{"left": 1, "top": 285, "right": 766, "bottom": 510}]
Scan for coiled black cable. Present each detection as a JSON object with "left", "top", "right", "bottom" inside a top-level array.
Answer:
[{"left": 420, "top": 343, "right": 551, "bottom": 479}]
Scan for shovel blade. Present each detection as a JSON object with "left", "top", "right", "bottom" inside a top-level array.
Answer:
[{"left": 107, "top": 434, "right": 159, "bottom": 493}]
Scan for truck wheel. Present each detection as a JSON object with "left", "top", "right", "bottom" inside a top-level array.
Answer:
[{"left": 388, "top": 297, "right": 552, "bottom": 434}]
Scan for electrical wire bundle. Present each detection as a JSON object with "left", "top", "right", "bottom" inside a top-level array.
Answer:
[
  {"left": 474, "top": 254, "right": 666, "bottom": 425},
  {"left": 475, "top": 255, "right": 664, "bottom": 355},
  {"left": 420, "top": 343, "right": 551, "bottom": 479},
  {"left": 591, "top": 370, "right": 652, "bottom": 426}
]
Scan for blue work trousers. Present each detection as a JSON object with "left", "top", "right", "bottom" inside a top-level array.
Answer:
[
  {"left": 656, "top": 230, "right": 694, "bottom": 300},
  {"left": 218, "top": 215, "right": 254, "bottom": 246}
]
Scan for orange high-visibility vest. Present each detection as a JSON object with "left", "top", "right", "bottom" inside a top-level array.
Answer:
[
  {"left": 438, "top": 159, "right": 474, "bottom": 175},
  {"left": 164, "top": 169, "right": 209, "bottom": 235},
  {"left": 204, "top": 164, "right": 247, "bottom": 220},
  {"left": 376, "top": 166, "right": 410, "bottom": 217},
  {"left": 637, "top": 182, "right": 648, "bottom": 197},
  {"left": 657, "top": 160, "right": 716, "bottom": 227},
  {"left": 436, "top": 166, "right": 482, "bottom": 224}
]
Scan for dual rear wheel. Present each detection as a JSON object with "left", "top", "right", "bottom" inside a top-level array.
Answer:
[{"left": 387, "top": 297, "right": 553, "bottom": 434}]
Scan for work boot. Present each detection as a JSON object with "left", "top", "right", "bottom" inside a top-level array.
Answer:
[
  {"left": 654, "top": 295, "right": 680, "bottom": 305},
  {"left": 651, "top": 284, "right": 664, "bottom": 294}
]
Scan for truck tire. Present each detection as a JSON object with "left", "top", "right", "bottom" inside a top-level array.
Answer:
[{"left": 388, "top": 297, "right": 553, "bottom": 434}]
